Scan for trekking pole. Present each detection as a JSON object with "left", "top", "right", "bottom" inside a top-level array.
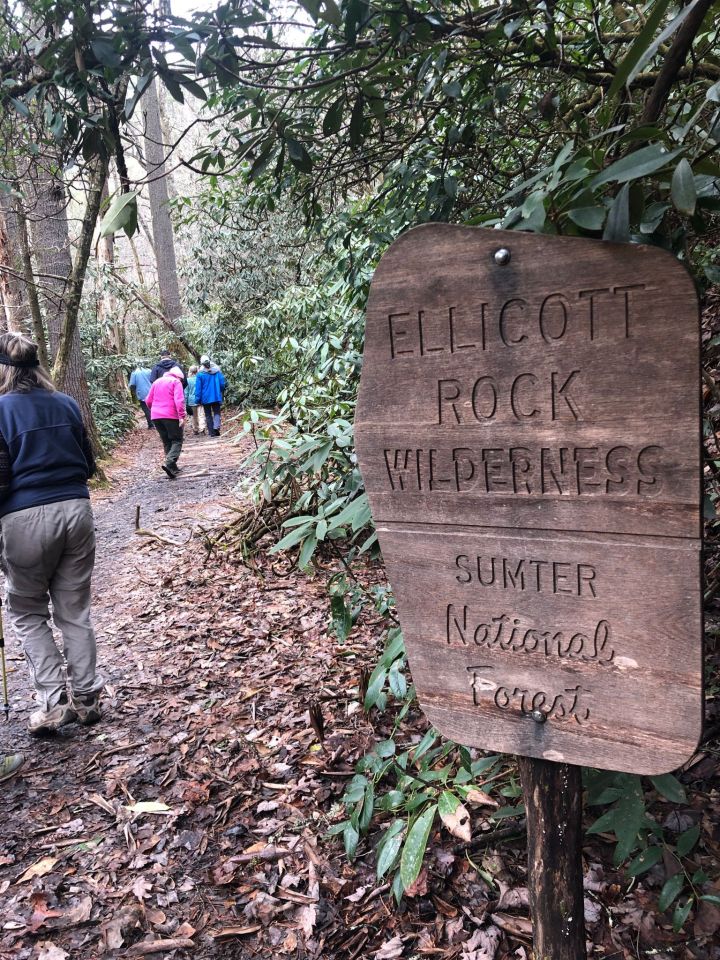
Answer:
[{"left": 0, "top": 599, "right": 9, "bottom": 720}]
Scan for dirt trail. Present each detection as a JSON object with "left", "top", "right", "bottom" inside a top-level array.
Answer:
[
  {"left": 0, "top": 424, "right": 259, "bottom": 956},
  {"left": 0, "top": 420, "right": 384, "bottom": 960},
  {"left": 1, "top": 425, "right": 247, "bottom": 732}
]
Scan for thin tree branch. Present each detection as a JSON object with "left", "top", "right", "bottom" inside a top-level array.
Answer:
[{"left": 641, "top": 0, "right": 718, "bottom": 123}]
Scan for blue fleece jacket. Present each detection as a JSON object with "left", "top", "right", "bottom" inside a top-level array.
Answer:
[
  {"left": 195, "top": 367, "right": 226, "bottom": 405},
  {"left": 0, "top": 388, "right": 95, "bottom": 518}
]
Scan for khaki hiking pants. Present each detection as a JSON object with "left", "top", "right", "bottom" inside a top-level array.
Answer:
[{"left": 0, "top": 499, "right": 104, "bottom": 711}]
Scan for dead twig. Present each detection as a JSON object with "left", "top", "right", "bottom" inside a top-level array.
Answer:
[
  {"left": 134, "top": 528, "right": 193, "bottom": 547},
  {"left": 124, "top": 938, "right": 195, "bottom": 956}
]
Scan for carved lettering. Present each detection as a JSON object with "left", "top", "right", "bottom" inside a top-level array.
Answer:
[
  {"left": 384, "top": 445, "right": 666, "bottom": 497},
  {"left": 388, "top": 313, "right": 414, "bottom": 358},
  {"left": 418, "top": 309, "right": 445, "bottom": 354},
  {"left": 499, "top": 298, "right": 529, "bottom": 346},
  {"left": 466, "top": 665, "right": 591, "bottom": 723},
  {"left": 388, "top": 287, "right": 648, "bottom": 360},
  {"left": 551, "top": 370, "right": 582, "bottom": 421},
  {"left": 438, "top": 378, "right": 462, "bottom": 424},
  {"left": 436, "top": 369, "right": 583, "bottom": 424},
  {"left": 637, "top": 445, "right": 664, "bottom": 496},
  {"left": 539, "top": 293, "right": 570, "bottom": 344},
  {"left": 510, "top": 373, "right": 540, "bottom": 420},
  {"left": 448, "top": 306, "right": 477, "bottom": 353},
  {"left": 613, "top": 284, "right": 645, "bottom": 338},
  {"left": 471, "top": 377, "right": 498, "bottom": 420},
  {"left": 383, "top": 449, "right": 418, "bottom": 491},
  {"left": 605, "top": 445, "right": 632, "bottom": 495},
  {"left": 451, "top": 608, "right": 615, "bottom": 666}
]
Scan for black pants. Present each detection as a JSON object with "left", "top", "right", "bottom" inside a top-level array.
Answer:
[
  {"left": 154, "top": 418, "right": 183, "bottom": 469},
  {"left": 203, "top": 402, "right": 222, "bottom": 436},
  {"left": 139, "top": 399, "right": 153, "bottom": 428}
]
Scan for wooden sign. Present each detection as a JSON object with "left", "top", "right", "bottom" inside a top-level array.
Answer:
[{"left": 355, "top": 225, "right": 702, "bottom": 774}]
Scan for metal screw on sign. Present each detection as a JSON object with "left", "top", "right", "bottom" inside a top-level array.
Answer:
[
  {"left": 493, "top": 247, "right": 511, "bottom": 265},
  {"left": 531, "top": 709, "right": 547, "bottom": 724}
]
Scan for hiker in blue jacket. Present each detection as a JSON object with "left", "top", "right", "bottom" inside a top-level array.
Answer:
[
  {"left": 129, "top": 361, "right": 153, "bottom": 429},
  {"left": 0, "top": 333, "right": 104, "bottom": 735},
  {"left": 195, "top": 355, "right": 226, "bottom": 437}
]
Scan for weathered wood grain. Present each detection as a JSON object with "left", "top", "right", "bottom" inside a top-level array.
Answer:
[
  {"left": 518, "top": 757, "right": 586, "bottom": 960},
  {"left": 355, "top": 225, "right": 702, "bottom": 773}
]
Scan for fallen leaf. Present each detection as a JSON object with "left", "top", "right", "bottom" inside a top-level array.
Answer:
[
  {"left": 496, "top": 884, "right": 530, "bottom": 910},
  {"left": 86, "top": 793, "right": 116, "bottom": 815},
  {"left": 374, "top": 935, "right": 404, "bottom": 959},
  {"left": 296, "top": 902, "right": 317, "bottom": 939},
  {"left": 101, "top": 904, "right": 145, "bottom": 950},
  {"left": 59, "top": 895, "right": 92, "bottom": 928},
  {"left": 36, "top": 944, "right": 69, "bottom": 960},
  {"left": 345, "top": 884, "right": 369, "bottom": 903},
  {"left": 28, "top": 895, "right": 64, "bottom": 933},
  {"left": 209, "top": 925, "right": 262, "bottom": 940},
  {"left": 145, "top": 908, "right": 167, "bottom": 926},
  {"left": 462, "top": 925, "right": 501, "bottom": 960},
  {"left": 132, "top": 876, "right": 153, "bottom": 902},
  {"left": 440, "top": 800, "right": 472, "bottom": 842},
  {"left": 244, "top": 892, "right": 284, "bottom": 925},
  {"left": 124, "top": 801, "right": 173, "bottom": 815},
  {"left": 18, "top": 857, "right": 58, "bottom": 884},
  {"left": 694, "top": 896, "right": 720, "bottom": 938},
  {"left": 466, "top": 788, "right": 499, "bottom": 808},
  {"left": 281, "top": 930, "right": 298, "bottom": 953},
  {"left": 404, "top": 867, "right": 429, "bottom": 899},
  {"left": 491, "top": 912, "right": 533, "bottom": 939}
]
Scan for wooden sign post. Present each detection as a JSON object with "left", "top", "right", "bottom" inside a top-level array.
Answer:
[{"left": 355, "top": 225, "right": 702, "bottom": 959}]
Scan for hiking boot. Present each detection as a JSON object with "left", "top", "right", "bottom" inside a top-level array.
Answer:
[
  {"left": 71, "top": 693, "right": 102, "bottom": 726},
  {"left": 0, "top": 753, "right": 24, "bottom": 783},
  {"left": 161, "top": 464, "right": 177, "bottom": 479},
  {"left": 28, "top": 694, "right": 77, "bottom": 735}
]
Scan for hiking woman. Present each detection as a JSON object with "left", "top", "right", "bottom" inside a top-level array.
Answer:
[
  {"left": 185, "top": 364, "right": 202, "bottom": 435},
  {"left": 195, "top": 355, "right": 226, "bottom": 437},
  {"left": 145, "top": 365, "right": 186, "bottom": 478},
  {"left": 0, "top": 333, "right": 103, "bottom": 734}
]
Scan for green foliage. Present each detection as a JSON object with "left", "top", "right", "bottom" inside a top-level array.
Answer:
[
  {"left": 585, "top": 769, "right": 713, "bottom": 930},
  {"left": 87, "top": 376, "right": 136, "bottom": 448},
  {"left": 236, "top": 269, "right": 372, "bottom": 568},
  {"left": 99, "top": 190, "right": 139, "bottom": 238},
  {"left": 325, "top": 627, "right": 523, "bottom": 901}
]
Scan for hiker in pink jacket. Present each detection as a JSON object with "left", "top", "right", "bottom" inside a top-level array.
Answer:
[{"left": 145, "top": 367, "right": 186, "bottom": 479}]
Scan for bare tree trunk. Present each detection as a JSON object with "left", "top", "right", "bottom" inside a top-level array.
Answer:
[
  {"left": 30, "top": 163, "right": 104, "bottom": 455},
  {"left": 0, "top": 192, "right": 30, "bottom": 333},
  {"left": 53, "top": 154, "right": 109, "bottom": 390},
  {"left": 143, "top": 77, "right": 182, "bottom": 323},
  {"left": 98, "top": 180, "right": 126, "bottom": 394},
  {"left": 15, "top": 195, "right": 49, "bottom": 368}
]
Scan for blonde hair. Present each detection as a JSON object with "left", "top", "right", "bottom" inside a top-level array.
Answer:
[{"left": 0, "top": 333, "right": 55, "bottom": 395}]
